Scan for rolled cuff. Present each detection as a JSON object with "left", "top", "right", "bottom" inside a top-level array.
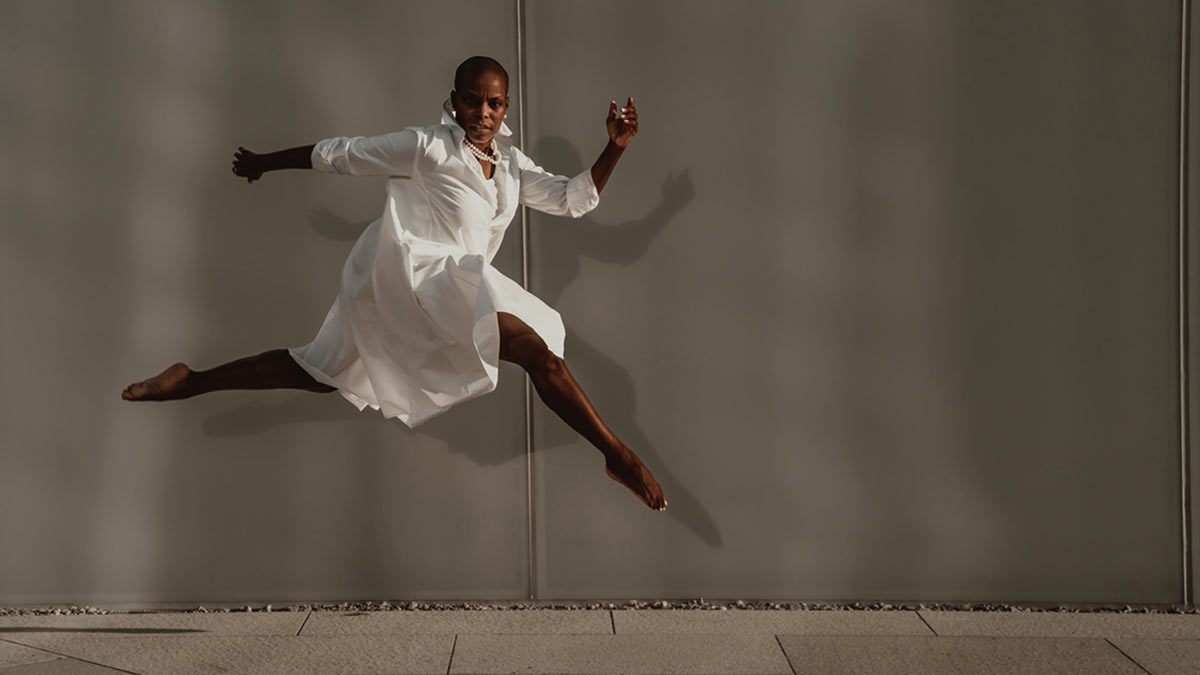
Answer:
[
  {"left": 564, "top": 168, "right": 601, "bottom": 218},
  {"left": 310, "top": 139, "right": 338, "bottom": 174}
]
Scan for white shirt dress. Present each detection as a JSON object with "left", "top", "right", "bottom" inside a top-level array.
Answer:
[{"left": 287, "top": 98, "right": 601, "bottom": 428}]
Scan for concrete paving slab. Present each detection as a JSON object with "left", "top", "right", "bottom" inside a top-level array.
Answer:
[
  {"left": 0, "top": 641, "right": 59, "bottom": 669},
  {"left": 777, "top": 635, "right": 1146, "bottom": 675},
  {"left": 613, "top": 609, "right": 933, "bottom": 635},
  {"left": 1108, "top": 638, "right": 1200, "bottom": 675},
  {"left": 921, "top": 611, "right": 1200, "bottom": 639},
  {"left": 449, "top": 634, "right": 792, "bottom": 674},
  {"left": 0, "top": 634, "right": 453, "bottom": 675},
  {"left": 302, "top": 609, "right": 612, "bottom": 635},
  {"left": 0, "top": 612, "right": 307, "bottom": 637},
  {"left": 0, "top": 657, "right": 134, "bottom": 674}
]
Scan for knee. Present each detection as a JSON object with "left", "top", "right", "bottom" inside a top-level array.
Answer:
[{"left": 527, "top": 350, "right": 565, "bottom": 378}]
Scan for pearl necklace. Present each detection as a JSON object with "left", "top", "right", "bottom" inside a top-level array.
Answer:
[{"left": 462, "top": 135, "right": 500, "bottom": 164}]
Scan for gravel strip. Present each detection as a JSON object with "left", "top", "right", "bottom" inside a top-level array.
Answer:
[{"left": 1, "top": 600, "right": 1198, "bottom": 616}]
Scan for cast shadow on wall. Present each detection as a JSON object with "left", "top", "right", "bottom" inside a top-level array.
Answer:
[{"left": 519, "top": 137, "right": 717, "bottom": 542}]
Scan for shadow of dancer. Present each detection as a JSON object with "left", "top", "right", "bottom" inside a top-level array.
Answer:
[{"left": 524, "top": 137, "right": 721, "bottom": 539}]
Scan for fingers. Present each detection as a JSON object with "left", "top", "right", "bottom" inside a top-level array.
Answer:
[
  {"left": 620, "top": 98, "right": 636, "bottom": 122},
  {"left": 231, "top": 146, "right": 259, "bottom": 182},
  {"left": 610, "top": 98, "right": 637, "bottom": 119}
]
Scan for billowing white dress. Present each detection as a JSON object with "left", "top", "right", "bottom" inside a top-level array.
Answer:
[{"left": 288, "top": 98, "right": 600, "bottom": 428}]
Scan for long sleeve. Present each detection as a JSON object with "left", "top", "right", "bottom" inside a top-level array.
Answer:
[
  {"left": 512, "top": 147, "right": 600, "bottom": 218},
  {"left": 311, "top": 128, "right": 422, "bottom": 177}
]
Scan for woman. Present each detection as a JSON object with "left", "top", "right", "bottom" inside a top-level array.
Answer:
[{"left": 121, "top": 56, "right": 667, "bottom": 512}]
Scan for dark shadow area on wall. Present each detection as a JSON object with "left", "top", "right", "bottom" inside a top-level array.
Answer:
[
  {"left": 527, "top": 137, "right": 695, "bottom": 309},
  {"left": 523, "top": 137, "right": 723, "bottom": 542},
  {"left": 202, "top": 395, "right": 362, "bottom": 437},
  {"left": 200, "top": 385, "right": 527, "bottom": 468},
  {"left": 305, "top": 205, "right": 372, "bottom": 242}
]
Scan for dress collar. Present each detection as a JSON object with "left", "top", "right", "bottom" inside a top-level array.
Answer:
[{"left": 441, "top": 97, "right": 513, "bottom": 138}]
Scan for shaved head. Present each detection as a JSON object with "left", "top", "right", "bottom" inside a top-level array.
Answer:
[
  {"left": 451, "top": 56, "right": 510, "bottom": 147},
  {"left": 454, "top": 56, "right": 508, "bottom": 93}
]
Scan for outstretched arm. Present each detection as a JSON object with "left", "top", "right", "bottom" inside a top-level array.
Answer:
[
  {"left": 232, "top": 144, "right": 314, "bottom": 183},
  {"left": 590, "top": 96, "right": 638, "bottom": 193},
  {"left": 232, "top": 129, "right": 421, "bottom": 183}
]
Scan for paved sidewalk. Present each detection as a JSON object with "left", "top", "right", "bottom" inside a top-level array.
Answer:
[{"left": 1, "top": 608, "right": 1199, "bottom": 674}]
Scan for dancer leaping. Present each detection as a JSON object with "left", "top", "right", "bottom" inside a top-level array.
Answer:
[{"left": 121, "top": 55, "right": 667, "bottom": 512}]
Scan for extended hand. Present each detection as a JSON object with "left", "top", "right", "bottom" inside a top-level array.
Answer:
[
  {"left": 232, "top": 146, "right": 264, "bottom": 183},
  {"left": 606, "top": 96, "right": 638, "bottom": 148}
]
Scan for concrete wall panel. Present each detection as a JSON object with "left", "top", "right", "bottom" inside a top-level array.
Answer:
[{"left": 525, "top": 0, "right": 1184, "bottom": 604}]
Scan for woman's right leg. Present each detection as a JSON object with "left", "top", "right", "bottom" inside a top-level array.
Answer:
[
  {"left": 495, "top": 311, "right": 667, "bottom": 511},
  {"left": 121, "top": 348, "right": 336, "bottom": 401}
]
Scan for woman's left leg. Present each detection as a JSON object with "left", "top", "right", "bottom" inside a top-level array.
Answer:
[{"left": 496, "top": 311, "right": 667, "bottom": 511}]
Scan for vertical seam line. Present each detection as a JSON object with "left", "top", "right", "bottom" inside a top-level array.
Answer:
[
  {"left": 516, "top": 0, "right": 536, "bottom": 602},
  {"left": 1180, "top": 0, "right": 1194, "bottom": 609}
]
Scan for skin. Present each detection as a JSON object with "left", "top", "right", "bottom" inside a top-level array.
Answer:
[
  {"left": 122, "top": 65, "right": 665, "bottom": 512},
  {"left": 448, "top": 65, "right": 637, "bottom": 190}
]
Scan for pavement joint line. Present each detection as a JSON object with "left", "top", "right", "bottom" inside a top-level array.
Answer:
[
  {"left": 446, "top": 633, "right": 458, "bottom": 675},
  {"left": 774, "top": 633, "right": 798, "bottom": 675},
  {"left": 915, "top": 609, "right": 939, "bottom": 635},
  {"left": 0, "top": 638, "right": 139, "bottom": 675},
  {"left": 1104, "top": 637, "right": 1154, "bottom": 675},
  {"left": 0, "top": 636, "right": 62, "bottom": 663},
  {"left": 294, "top": 610, "right": 311, "bottom": 636}
]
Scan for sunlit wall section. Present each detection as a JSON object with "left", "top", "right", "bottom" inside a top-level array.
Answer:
[{"left": 524, "top": 0, "right": 1183, "bottom": 603}]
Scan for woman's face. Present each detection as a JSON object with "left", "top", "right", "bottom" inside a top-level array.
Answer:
[{"left": 451, "top": 70, "right": 509, "bottom": 146}]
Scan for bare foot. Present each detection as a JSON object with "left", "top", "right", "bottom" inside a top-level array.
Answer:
[
  {"left": 605, "top": 450, "right": 668, "bottom": 511},
  {"left": 121, "top": 363, "right": 194, "bottom": 401}
]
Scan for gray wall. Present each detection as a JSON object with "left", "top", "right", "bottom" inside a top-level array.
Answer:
[
  {"left": 526, "top": 0, "right": 1185, "bottom": 604},
  {"left": 0, "top": 0, "right": 1193, "bottom": 607}
]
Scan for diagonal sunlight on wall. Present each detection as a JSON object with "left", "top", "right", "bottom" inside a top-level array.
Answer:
[{"left": 89, "top": 0, "right": 229, "bottom": 603}]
